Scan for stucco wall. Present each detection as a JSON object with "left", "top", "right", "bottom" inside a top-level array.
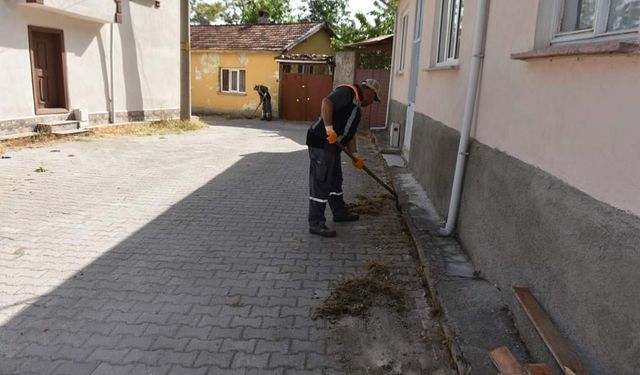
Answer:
[
  {"left": 18, "top": 0, "right": 115, "bottom": 23},
  {"left": 389, "top": 0, "right": 415, "bottom": 106},
  {"left": 191, "top": 51, "right": 279, "bottom": 116},
  {"left": 333, "top": 51, "right": 356, "bottom": 88},
  {"left": 389, "top": 0, "right": 640, "bottom": 372},
  {"left": 0, "top": 1, "right": 180, "bottom": 131},
  {"left": 398, "top": 0, "right": 640, "bottom": 217},
  {"left": 288, "top": 30, "right": 334, "bottom": 55}
]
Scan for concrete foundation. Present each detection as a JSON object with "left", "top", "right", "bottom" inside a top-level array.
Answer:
[{"left": 388, "top": 100, "right": 640, "bottom": 374}]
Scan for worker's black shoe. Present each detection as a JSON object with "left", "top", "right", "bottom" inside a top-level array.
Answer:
[
  {"left": 309, "top": 223, "right": 337, "bottom": 237},
  {"left": 333, "top": 212, "right": 360, "bottom": 222}
]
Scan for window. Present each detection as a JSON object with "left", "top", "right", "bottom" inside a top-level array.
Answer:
[
  {"left": 220, "top": 68, "right": 246, "bottom": 93},
  {"left": 436, "top": 0, "right": 464, "bottom": 65},
  {"left": 555, "top": 0, "right": 640, "bottom": 42},
  {"left": 396, "top": 13, "right": 409, "bottom": 72}
]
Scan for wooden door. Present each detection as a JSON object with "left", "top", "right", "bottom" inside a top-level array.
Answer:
[
  {"left": 280, "top": 73, "right": 307, "bottom": 121},
  {"left": 304, "top": 74, "right": 333, "bottom": 122},
  {"left": 29, "top": 27, "right": 67, "bottom": 114}
]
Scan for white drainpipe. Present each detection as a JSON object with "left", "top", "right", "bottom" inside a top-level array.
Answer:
[
  {"left": 439, "top": 0, "right": 490, "bottom": 236},
  {"left": 109, "top": 23, "right": 115, "bottom": 124}
]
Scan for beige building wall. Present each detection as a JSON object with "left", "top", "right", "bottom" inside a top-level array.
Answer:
[
  {"left": 0, "top": 1, "right": 180, "bottom": 131},
  {"left": 397, "top": 0, "right": 640, "bottom": 217},
  {"left": 390, "top": 0, "right": 416, "bottom": 106}
]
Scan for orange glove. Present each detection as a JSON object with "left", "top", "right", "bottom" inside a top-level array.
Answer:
[
  {"left": 353, "top": 157, "right": 365, "bottom": 169},
  {"left": 326, "top": 128, "right": 338, "bottom": 144}
]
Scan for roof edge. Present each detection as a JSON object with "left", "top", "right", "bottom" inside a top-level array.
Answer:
[{"left": 283, "top": 21, "right": 335, "bottom": 53}]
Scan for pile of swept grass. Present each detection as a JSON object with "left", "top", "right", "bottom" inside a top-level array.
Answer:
[
  {"left": 91, "top": 119, "right": 206, "bottom": 137},
  {"left": 347, "top": 193, "right": 394, "bottom": 216},
  {"left": 313, "top": 260, "right": 405, "bottom": 321}
]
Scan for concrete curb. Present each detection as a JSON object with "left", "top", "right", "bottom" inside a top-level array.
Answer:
[{"left": 378, "top": 153, "right": 530, "bottom": 374}]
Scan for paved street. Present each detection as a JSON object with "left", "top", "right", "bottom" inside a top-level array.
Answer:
[{"left": 0, "top": 118, "right": 449, "bottom": 374}]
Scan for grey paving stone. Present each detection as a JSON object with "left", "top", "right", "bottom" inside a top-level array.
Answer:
[{"left": 0, "top": 119, "right": 448, "bottom": 374}]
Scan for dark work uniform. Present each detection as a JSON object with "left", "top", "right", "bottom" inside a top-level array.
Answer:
[
  {"left": 306, "top": 84, "right": 363, "bottom": 225},
  {"left": 255, "top": 85, "right": 272, "bottom": 121}
]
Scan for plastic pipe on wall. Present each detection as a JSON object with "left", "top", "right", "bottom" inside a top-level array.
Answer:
[{"left": 439, "top": 0, "right": 490, "bottom": 236}]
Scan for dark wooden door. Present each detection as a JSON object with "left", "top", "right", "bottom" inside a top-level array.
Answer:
[
  {"left": 280, "top": 73, "right": 307, "bottom": 121},
  {"left": 280, "top": 64, "right": 333, "bottom": 122},
  {"left": 305, "top": 74, "right": 333, "bottom": 122},
  {"left": 29, "top": 27, "right": 66, "bottom": 113}
]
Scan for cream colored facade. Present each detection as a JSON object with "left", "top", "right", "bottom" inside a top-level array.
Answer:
[
  {"left": 191, "top": 29, "right": 334, "bottom": 116},
  {"left": 0, "top": 1, "right": 180, "bottom": 136},
  {"left": 393, "top": 0, "right": 640, "bottom": 217},
  {"left": 389, "top": 1, "right": 640, "bottom": 373}
]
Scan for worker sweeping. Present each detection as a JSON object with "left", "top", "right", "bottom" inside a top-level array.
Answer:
[
  {"left": 253, "top": 84, "right": 272, "bottom": 121},
  {"left": 306, "top": 79, "right": 381, "bottom": 237}
]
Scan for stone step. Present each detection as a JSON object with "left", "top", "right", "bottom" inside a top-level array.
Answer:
[
  {"left": 52, "top": 128, "right": 89, "bottom": 136},
  {"left": 35, "top": 121, "right": 82, "bottom": 134}
]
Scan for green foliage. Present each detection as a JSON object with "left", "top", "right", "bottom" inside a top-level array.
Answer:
[
  {"left": 298, "top": 0, "right": 398, "bottom": 50},
  {"left": 190, "top": 0, "right": 225, "bottom": 25},
  {"left": 338, "top": 0, "right": 398, "bottom": 48},
  {"left": 299, "top": 0, "right": 350, "bottom": 30},
  {"left": 221, "top": 0, "right": 293, "bottom": 24}
]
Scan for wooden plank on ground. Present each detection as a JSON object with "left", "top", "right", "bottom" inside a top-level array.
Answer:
[
  {"left": 489, "top": 346, "right": 527, "bottom": 375},
  {"left": 513, "top": 287, "right": 588, "bottom": 375},
  {"left": 526, "top": 363, "right": 555, "bottom": 375}
]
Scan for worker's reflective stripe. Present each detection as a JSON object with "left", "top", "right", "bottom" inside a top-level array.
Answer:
[
  {"left": 339, "top": 100, "right": 359, "bottom": 142},
  {"left": 309, "top": 196, "right": 328, "bottom": 203},
  {"left": 329, "top": 192, "right": 343, "bottom": 196}
]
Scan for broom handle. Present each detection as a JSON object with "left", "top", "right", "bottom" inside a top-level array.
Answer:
[{"left": 334, "top": 142, "right": 398, "bottom": 198}]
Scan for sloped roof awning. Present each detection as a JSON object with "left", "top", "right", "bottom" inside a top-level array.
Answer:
[{"left": 275, "top": 54, "right": 335, "bottom": 64}]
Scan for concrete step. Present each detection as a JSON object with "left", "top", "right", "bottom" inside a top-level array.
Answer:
[
  {"left": 35, "top": 121, "right": 83, "bottom": 135},
  {"left": 52, "top": 128, "right": 89, "bottom": 136}
]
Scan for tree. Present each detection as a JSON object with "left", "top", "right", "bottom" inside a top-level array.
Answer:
[
  {"left": 190, "top": 0, "right": 225, "bottom": 25},
  {"left": 221, "top": 0, "right": 293, "bottom": 24},
  {"left": 299, "top": 0, "right": 350, "bottom": 30},
  {"left": 300, "top": 0, "right": 398, "bottom": 50}
]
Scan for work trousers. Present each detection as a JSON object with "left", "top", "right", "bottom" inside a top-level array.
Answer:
[
  {"left": 261, "top": 94, "right": 272, "bottom": 121},
  {"left": 308, "top": 144, "right": 348, "bottom": 225}
]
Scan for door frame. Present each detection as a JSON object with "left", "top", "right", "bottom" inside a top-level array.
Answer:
[
  {"left": 403, "top": 0, "right": 424, "bottom": 156},
  {"left": 28, "top": 25, "right": 69, "bottom": 115}
]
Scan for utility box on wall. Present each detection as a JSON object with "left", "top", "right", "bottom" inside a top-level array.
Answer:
[{"left": 390, "top": 122, "right": 400, "bottom": 148}]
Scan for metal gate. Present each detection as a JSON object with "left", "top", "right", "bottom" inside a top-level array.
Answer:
[{"left": 280, "top": 65, "right": 333, "bottom": 122}]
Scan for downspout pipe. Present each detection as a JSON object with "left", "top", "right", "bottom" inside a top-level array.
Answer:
[
  {"left": 439, "top": 0, "right": 490, "bottom": 236},
  {"left": 109, "top": 23, "right": 115, "bottom": 124}
]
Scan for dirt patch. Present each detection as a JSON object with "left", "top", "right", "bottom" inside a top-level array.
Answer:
[
  {"left": 90, "top": 119, "right": 206, "bottom": 137},
  {"left": 0, "top": 120, "right": 206, "bottom": 156},
  {"left": 313, "top": 260, "right": 404, "bottom": 321},
  {"left": 347, "top": 193, "right": 394, "bottom": 216},
  {"left": 315, "top": 261, "right": 455, "bottom": 375}
]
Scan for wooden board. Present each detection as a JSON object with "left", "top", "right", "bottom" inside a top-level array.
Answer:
[
  {"left": 526, "top": 363, "right": 555, "bottom": 375},
  {"left": 489, "top": 346, "right": 527, "bottom": 375},
  {"left": 513, "top": 287, "right": 587, "bottom": 375}
]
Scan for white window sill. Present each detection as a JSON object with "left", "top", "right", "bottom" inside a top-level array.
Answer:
[
  {"left": 511, "top": 40, "right": 640, "bottom": 60},
  {"left": 218, "top": 92, "right": 247, "bottom": 96},
  {"left": 424, "top": 64, "right": 459, "bottom": 72}
]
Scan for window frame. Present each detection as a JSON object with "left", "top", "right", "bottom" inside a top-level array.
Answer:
[
  {"left": 551, "top": 0, "right": 640, "bottom": 44},
  {"left": 396, "top": 12, "right": 409, "bottom": 73},
  {"left": 435, "top": 0, "right": 464, "bottom": 67},
  {"left": 220, "top": 67, "right": 246, "bottom": 94}
]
